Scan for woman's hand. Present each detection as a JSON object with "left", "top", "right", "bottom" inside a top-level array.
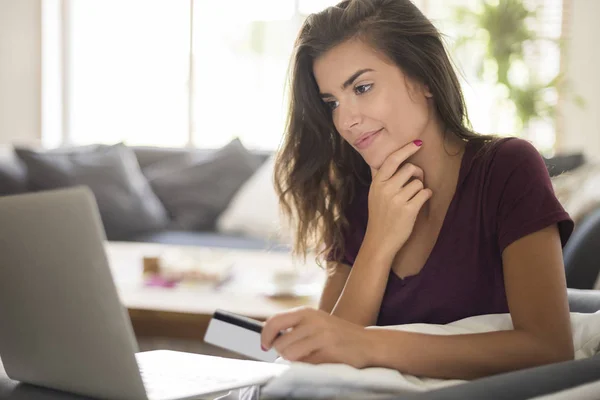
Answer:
[
  {"left": 261, "top": 307, "right": 371, "bottom": 368},
  {"left": 365, "top": 140, "right": 432, "bottom": 256}
]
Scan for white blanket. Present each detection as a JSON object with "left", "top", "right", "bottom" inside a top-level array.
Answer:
[{"left": 261, "top": 312, "right": 600, "bottom": 399}]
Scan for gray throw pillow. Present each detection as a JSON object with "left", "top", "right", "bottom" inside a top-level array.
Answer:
[
  {"left": 145, "top": 138, "right": 263, "bottom": 231},
  {"left": 0, "top": 148, "right": 27, "bottom": 196},
  {"left": 15, "top": 143, "right": 169, "bottom": 240},
  {"left": 544, "top": 153, "right": 586, "bottom": 177}
]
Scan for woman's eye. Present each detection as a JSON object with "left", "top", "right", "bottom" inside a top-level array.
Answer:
[
  {"left": 326, "top": 100, "right": 339, "bottom": 111},
  {"left": 355, "top": 84, "right": 373, "bottom": 95}
]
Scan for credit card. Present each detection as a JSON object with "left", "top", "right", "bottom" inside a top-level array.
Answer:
[{"left": 204, "top": 309, "right": 280, "bottom": 362}]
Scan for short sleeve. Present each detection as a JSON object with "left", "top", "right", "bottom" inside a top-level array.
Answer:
[{"left": 491, "top": 138, "right": 574, "bottom": 253}]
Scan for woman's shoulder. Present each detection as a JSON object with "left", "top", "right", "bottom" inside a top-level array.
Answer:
[
  {"left": 472, "top": 135, "right": 539, "bottom": 159},
  {"left": 489, "top": 136, "right": 541, "bottom": 161},
  {"left": 471, "top": 136, "right": 546, "bottom": 176}
]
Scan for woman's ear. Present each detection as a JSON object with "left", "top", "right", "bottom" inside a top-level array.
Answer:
[{"left": 423, "top": 84, "right": 433, "bottom": 98}]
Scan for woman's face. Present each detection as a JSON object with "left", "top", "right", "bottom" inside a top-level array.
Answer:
[{"left": 313, "top": 39, "right": 432, "bottom": 169}]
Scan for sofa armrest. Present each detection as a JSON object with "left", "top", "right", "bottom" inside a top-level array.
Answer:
[
  {"left": 568, "top": 288, "right": 600, "bottom": 313},
  {"left": 396, "top": 354, "right": 600, "bottom": 400},
  {"left": 564, "top": 207, "right": 600, "bottom": 289}
]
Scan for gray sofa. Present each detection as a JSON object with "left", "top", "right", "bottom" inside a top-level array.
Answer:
[
  {"left": 544, "top": 153, "right": 600, "bottom": 290},
  {"left": 0, "top": 141, "right": 285, "bottom": 252},
  {"left": 124, "top": 144, "right": 288, "bottom": 251},
  {"left": 0, "top": 142, "right": 598, "bottom": 288}
]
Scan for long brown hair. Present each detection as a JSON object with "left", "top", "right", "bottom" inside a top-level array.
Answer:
[{"left": 275, "top": 0, "right": 495, "bottom": 265}]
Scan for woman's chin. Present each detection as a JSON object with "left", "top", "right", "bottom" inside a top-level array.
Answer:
[
  {"left": 365, "top": 160, "right": 384, "bottom": 174},
  {"left": 363, "top": 152, "right": 387, "bottom": 172},
  {"left": 359, "top": 141, "right": 399, "bottom": 171}
]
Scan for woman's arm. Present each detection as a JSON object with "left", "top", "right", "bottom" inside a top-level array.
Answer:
[
  {"left": 318, "top": 262, "right": 350, "bottom": 313},
  {"left": 362, "top": 224, "right": 574, "bottom": 379},
  {"left": 329, "top": 239, "right": 395, "bottom": 326},
  {"left": 262, "top": 225, "right": 574, "bottom": 379}
]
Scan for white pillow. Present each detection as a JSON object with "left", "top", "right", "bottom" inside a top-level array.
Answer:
[
  {"left": 551, "top": 162, "right": 600, "bottom": 225},
  {"left": 262, "top": 312, "right": 600, "bottom": 399},
  {"left": 217, "top": 156, "right": 293, "bottom": 243}
]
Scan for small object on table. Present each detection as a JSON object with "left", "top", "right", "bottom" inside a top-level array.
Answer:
[
  {"left": 141, "top": 251, "right": 232, "bottom": 289},
  {"left": 262, "top": 270, "right": 321, "bottom": 299},
  {"left": 142, "top": 256, "right": 161, "bottom": 276},
  {"left": 144, "top": 275, "right": 179, "bottom": 288}
]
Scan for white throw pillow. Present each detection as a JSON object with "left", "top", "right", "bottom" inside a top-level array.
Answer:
[{"left": 217, "top": 156, "right": 293, "bottom": 243}]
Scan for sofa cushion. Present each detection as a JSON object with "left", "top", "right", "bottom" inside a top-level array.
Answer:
[
  {"left": 0, "top": 147, "right": 27, "bottom": 196},
  {"left": 568, "top": 288, "right": 600, "bottom": 313},
  {"left": 145, "top": 138, "right": 263, "bottom": 231},
  {"left": 133, "top": 146, "right": 212, "bottom": 171},
  {"left": 15, "top": 143, "right": 169, "bottom": 240},
  {"left": 544, "top": 153, "right": 585, "bottom": 177},
  {"left": 133, "top": 146, "right": 272, "bottom": 175},
  {"left": 217, "top": 155, "right": 293, "bottom": 244},
  {"left": 551, "top": 161, "right": 600, "bottom": 225},
  {"left": 562, "top": 208, "right": 600, "bottom": 290}
]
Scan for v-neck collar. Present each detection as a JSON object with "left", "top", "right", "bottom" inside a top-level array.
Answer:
[{"left": 388, "top": 139, "right": 476, "bottom": 284}]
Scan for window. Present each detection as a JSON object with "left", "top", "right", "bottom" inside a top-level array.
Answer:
[
  {"left": 68, "top": 0, "right": 190, "bottom": 147},
  {"left": 46, "top": 0, "right": 334, "bottom": 150},
  {"left": 44, "top": 0, "right": 564, "bottom": 152},
  {"left": 190, "top": 0, "right": 338, "bottom": 149}
]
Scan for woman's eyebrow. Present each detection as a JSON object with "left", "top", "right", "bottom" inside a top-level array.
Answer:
[{"left": 319, "top": 68, "right": 374, "bottom": 98}]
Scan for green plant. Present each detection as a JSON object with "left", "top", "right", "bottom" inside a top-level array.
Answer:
[{"left": 454, "top": 0, "right": 560, "bottom": 130}]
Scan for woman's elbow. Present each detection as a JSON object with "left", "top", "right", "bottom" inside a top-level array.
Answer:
[
  {"left": 525, "top": 330, "right": 575, "bottom": 366},
  {"left": 555, "top": 345, "right": 575, "bottom": 363},
  {"left": 544, "top": 340, "right": 575, "bottom": 364}
]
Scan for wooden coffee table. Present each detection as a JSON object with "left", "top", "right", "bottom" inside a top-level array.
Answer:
[{"left": 105, "top": 241, "right": 325, "bottom": 342}]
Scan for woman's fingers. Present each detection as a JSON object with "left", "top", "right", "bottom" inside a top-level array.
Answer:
[
  {"left": 262, "top": 307, "right": 318, "bottom": 350},
  {"left": 387, "top": 163, "right": 424, "bottom": 190},
  {"left": 278, "top": 335, "right": 322, "bottom": 362},
  {"left": 272, "top": 324, "right": 314, "bottom": 355},
  {"left": 373, "top": 141, "right": 423, "bottom": 182},
  {"left": 407, "top": 188, "right": 433, "bottom": 210},
  {"left": 261, "top": 310, "right": 305, "bottom": 350},
  {"left": 398, "top": 178, "right": 424, "bottom": 202}
]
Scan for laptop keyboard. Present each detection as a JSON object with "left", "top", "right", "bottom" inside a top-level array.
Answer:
[
  {"left": 139, "top": 363, "right": 239, "bottom": 399},
  {"left": 135, "top": 350, "right": 288, "bottom": 400}
]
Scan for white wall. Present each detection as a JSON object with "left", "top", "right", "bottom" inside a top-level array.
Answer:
[
  {"left": 0, "top": 0, "right": 42, "bottom": 146},
  {"left": 561, "top": 0, "right": 600, "bottom": 160}
]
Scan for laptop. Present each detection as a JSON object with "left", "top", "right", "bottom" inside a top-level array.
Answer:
[{"left": 0, "top": 187, "right": 288, "bottom": 400}]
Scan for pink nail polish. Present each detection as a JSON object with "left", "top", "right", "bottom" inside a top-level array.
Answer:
[
  {"left": 261, "top": 345, "right": 267, "bottom": 351},
  {"left": 413, "top": 139, "right": 423, "bottom": 147}
]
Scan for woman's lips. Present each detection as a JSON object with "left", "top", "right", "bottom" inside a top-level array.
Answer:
[{"left": 355, "top": 129, "right": 383, "bottom": 150}]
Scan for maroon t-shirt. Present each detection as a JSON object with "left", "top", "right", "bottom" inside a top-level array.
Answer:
[{"left": 331, "top": 137, "right": 574, "bottom": 326}]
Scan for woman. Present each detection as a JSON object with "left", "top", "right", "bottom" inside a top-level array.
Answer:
[{"left": 261, "top": 0, "right": 575, "bottom": 380}]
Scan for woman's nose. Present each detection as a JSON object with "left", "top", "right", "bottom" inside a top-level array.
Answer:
[{"left": 339, "top": 104, "right": 362, "bottom": 131}]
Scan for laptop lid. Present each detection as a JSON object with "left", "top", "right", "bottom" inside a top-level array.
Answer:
[{"left": 0, "top": 187, "right": 147, "bottom": 400}]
